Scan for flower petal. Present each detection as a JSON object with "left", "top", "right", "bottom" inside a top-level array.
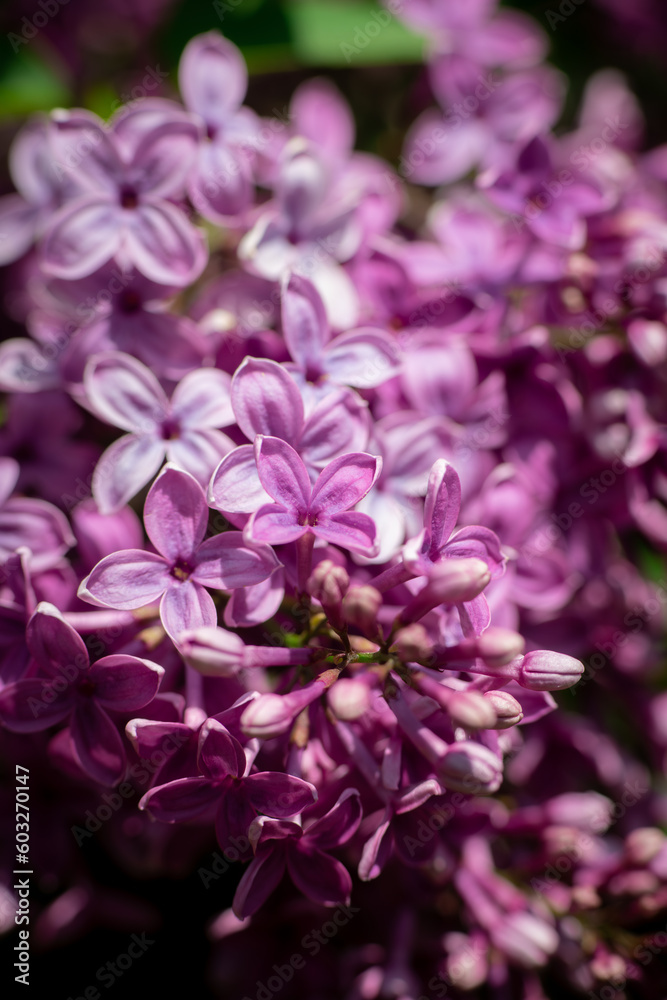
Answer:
[
  {"left": 231, "top": 357, "right": 304, "bottom": 443},
  {"left": 254, "top": 436, "right": 311, "bottom": 512},
  {"left": 159, "top": 580, "right": 217, "bottom": 641},
  {"left": 245, "top": 504, "right": 304, "bottom": 546},
  {"left": 281, "top": 273, "right": 329, "bottom": 369},
  {"left": 198, "top": 719, "right": 246, "bottom": 780},
  {"left": 92, "top": 434, "right": 166, "bottom": 516},
  {"left": 144, "top": 465, "right": 209, "bottom": 562},
  {"left": 84, "top": 351, "right": 168, "bottom": 433},
  {"left": 179, "top": 31, "right": 248, "bottom": 127},
  {"left": 193, "top": 532, "right": 277, "bottom": 589},
  {"left": 244, "top": 772, "right": 317, "bottom": 817},
  {"left": 41, "top": 196, "right": 121, "bottom": 280},
  {"left": 287, "top": 843, "right": 352, "bottom": 906},
  {"left": 310, "top": 452, "right": 381, "bottom": 515},
  {"left": 124, "top": 201, "right": 207, "bottom": 286},
  {"left": 208, "top": 445, "right": 270, "bottom": 515},
  {"left": 232, "top": 843, "right": 286, "bottom": 919},
  {"left": 26, "top": 602, "right": 89, "bottom": 677},
  {"left": 140, "top": 776, "right": 220, "bottom": 822},
  {"left": 89, "top": 655, "right": 164, "bottom": 711},
  {"left": 314, "top": 511, "right": 378, "bottom": 556},
  {"left": 71, "top": 701, "right": 127, "bottom": 786}
]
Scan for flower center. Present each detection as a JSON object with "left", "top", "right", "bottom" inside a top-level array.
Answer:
[
  {"left": 77, "top": 677, "right": 96, "bottom": 697},
  {"left": 171, "top": 558, "right": 193, "bottom": 582},
  {"left": 119, "top": 186, "right": 139, "bottom": 209},
  {"left": 161, "top": 418, "right": 181, "bottom": 441}
]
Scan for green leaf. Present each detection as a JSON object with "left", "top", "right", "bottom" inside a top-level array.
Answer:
[
  {"left": 0, "top": 53, "right": 70, "bottom": 118},
  {"left": 284, "top": 0, "right": 424, "bottom": 66}
]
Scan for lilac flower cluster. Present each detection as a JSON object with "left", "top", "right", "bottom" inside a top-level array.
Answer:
[{"left": 1, "top": 7, "right": 666, "bottom": 998}]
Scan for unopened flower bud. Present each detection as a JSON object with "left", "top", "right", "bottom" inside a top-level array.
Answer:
[
  {"left": 327, "top": 678, "right": 371, "bottom": 720},
  {"left": 447, "top": 691, "right": 497, "bottom": 730},
  {"left": 518, "top": 650, "right": 585, "bottom": 691},
  {"left": 624, "top": 827, "right": 666, "bottom": 866},
  {"left": 306, "top": 560, "right": 349, "bottom": 630},
  {"left": 438, "top": 742, "right": 503, "bottom": 794},
  {"left": 398, "top": 559, "right": 490, "bottom": 626},
  {"left": 180, "top": 626, "right": 311, "bottom": 676},
  {"left": 392, "top": 624, "right": 433, "bottom": 664},
  {"left": 483, "top": 690, "right": 523, "bottom": 728},
  {"left": 343, "top": 585, "right": 382, "bottom": 636},
  {"left": 476, "top": 628, "right": 525, "bottom": 666},
  {"left": 241, "top": 669, "right": 339, "bottom": 738}
]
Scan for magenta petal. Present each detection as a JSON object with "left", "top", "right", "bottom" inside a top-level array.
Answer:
[
  {"left": 310, "top": 452, "right": 381, "bottom": 515},
  {"left": 132, "top": 120, "right": 200, "bottom": 199},
  {"left": 84, "top": 351, "right": 169, "bottom": 433},
  {"left": 198, "top": 719, "right": 246, "bottom": 781},
  {"left": 281, "top": 273, "right": 330, "bottom": 369},
  {"left": 71, "top": 701, "right": 127, "bottom": 786},
  {"left": 424, "top": 459, "right": 462, "bottom": 555},
  {"left": 194, "top": 532, "right": 276, "bottom": 589},
  {"left": 254, "top": 436, "right": 311, "bottom": 512},
  {"left": 124, "top": 201, "right": 207, "bottom": 286},
  {"left": 167, "top": 429, "right": 234, "bottom": 486},
  {"left": 140, "top": 776, "right": 221, "bottom": 822},
  {"left": 0, "top": 195, "right": 39, "bottom": 266},
  {"left": 0, "top": 497, "right": 75, "bottom": 572},
  {"left": 159, "top": 580, "right": 217, "bottom": 640},
  {"left": 304, "top": 788, "right": 362, "bottom": 849},
  {"left": 0, "top": 678, "right": 73, "bottom": 732},
  {"left": 244, "top": 772, "right": 317, "bottom": 817},
  {"left": 445, "top": 526, "right": 506, "bottom": 578},
  {"left": 314, "top": 511, "right": 378, "bottom": 556},
  {"left": 92, "top": 434, "right": 166, "bottom": 515},
  {"left": 89, "top": 655, "right": 164, "bottom": 711},
  {"left": 41, "top": 196, "right": 121, "bottom": 280},
  {"left": 0, "top": 457, "right": 19, "bottom": 506},
  {"left": 179, "top": 31, "right": 248, "bottom": 126},
  {"left": 287, "top": 842, "right": 352, "bottom": 906},
  {"left": 144, "top": 465, "right": 209, "bottom": 562},
  {"left": 246, "top": 504, "right": 305, "bottom": 545},
  {"left": 233, "top": 843, "right": 286, "bottom": 919},
  {"left": 324, "top": 328, "right": 400, "bottom": 388},
  {"left": 171, "top": 368, "right": 234, "bottom": 429},
  {"left": 358, "top": 814, "right": 393, "bottom": 881},
  {"left": 26, "top": 602, "right": 89, "bottom": 677},
  {"left": 223, "top": 569, "right": 285, "bottom": 629},
  {"left": 231, "top": 357, "right": 304, "bottom": 443},
  {"left": 208, "top": 446, "right": 270, "bottom": 515},
  {"left": 79, "top": 550, "right": 168, "bottom": 610},
  {"left": 189, "top": 143, "right": 253, "bottom": 221},
  {"left": 215, "top": 788, "right": 255, "bottom": 856}
]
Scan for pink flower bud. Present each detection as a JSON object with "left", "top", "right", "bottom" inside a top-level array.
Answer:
[
  {"left": 180, "top": 626, "right": 311, "bottom": 676},
  {"left": 483, "top": 690, "right": 523, "bottom": 728},
  {"left": 438, "top": 742, "right": 503, "bottom": 794},
  {"left": 306, "top": 559, "right": 349, "bottom": 630},
  {"left": 240, "top": 670, "right": 339, "bottom": 738},
  {"left": 327, "top": 678, "right": 371, "bottom": 720},
  {"left": 392, "top": 624, "right": 433, "bottom": 664},
  {"left": 448, "top": 691, "right": 498, "bottom": 730},
  {"left": 476, "top": 628, "right": 525, "bottom": 666},
  {"left": 624, "top": 827, "right": 666, "bottom": 866},
  {"left": 343, "top": 585, "right": 382, "bottom": 635},
  {"left": 398, "top": 559, "right": 491, "bottom": 626},
  {"left": 518, "top": 650, "right": 585, "bottom": 691}
]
